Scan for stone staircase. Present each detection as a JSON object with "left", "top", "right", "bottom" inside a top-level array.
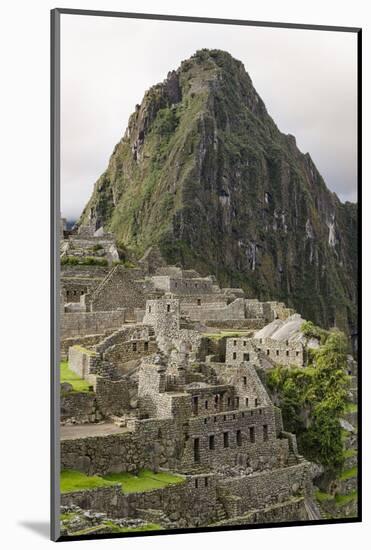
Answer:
[
  {"left": 304, "top": 498, "right": 323, "bottom": 520},
  {"left": 213, "top": 501, "right": 227, "bottom": 522}
]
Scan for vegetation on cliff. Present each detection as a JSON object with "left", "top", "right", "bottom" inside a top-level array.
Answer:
[{"left": 267, "top": 329, "right": 350, "bottom": 471}]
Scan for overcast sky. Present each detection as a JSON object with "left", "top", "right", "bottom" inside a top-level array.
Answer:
[{"left": 61, "top": 14, "right": 357, "bottom": 221}]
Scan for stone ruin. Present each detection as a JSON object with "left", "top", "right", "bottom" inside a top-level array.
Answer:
[{"left": 59, "top": 245, "right": 330, "bottom": 530}]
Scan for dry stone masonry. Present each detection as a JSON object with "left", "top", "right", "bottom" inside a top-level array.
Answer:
[{"left": 59, "top": 244, "right": 350, "bottom": 531}]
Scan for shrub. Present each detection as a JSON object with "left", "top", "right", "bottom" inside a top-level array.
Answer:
[
  {"left": 301, "top": 320, "right": 329, "bottom": 344},
  {"left": 267, "top": 329, "right": 350, "bottom": 471}
]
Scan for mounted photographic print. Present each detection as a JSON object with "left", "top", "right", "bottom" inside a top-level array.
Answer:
[{"left": 51, "top": 8, "right": 361, "bottom": 541}]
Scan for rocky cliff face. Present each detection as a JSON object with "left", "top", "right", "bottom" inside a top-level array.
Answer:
[{"left": 78, "top": 49, "right": 357, "bottom": 334}]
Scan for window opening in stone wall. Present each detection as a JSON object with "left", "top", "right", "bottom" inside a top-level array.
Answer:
[
  {"left": 233, "top": 340, "right": 237, "bottom": 346},
  {"left": 235, "top": 397, "right": 239, "bottom": 408},
  {"left": 209, "top": 434, "right": 215, "bottom": 450},
  {"left": 195, "top": 478, "right": 198, "bottom": 488},
  {"left": 255, "top": 398, "right": 258, "bottom": 407},
  {"left": 243, "top": 376, "right": 247, "bottom": 386},
  {"left": 243, "top": 340, "right": 247, "bottom": 346},
  {"left": 245, "top": 397, "right": 249, "bottom": 406},
  {"left": 205, "top": 400, "right": 208, "bottom": 410},
  {"left": 227, "top": 397, "right": 231, "bottom": 407},
  {"left": 204, "top": 477, "right": 208, "bottom": 487},
  {"left": 243, "top": 353, "right": 250, "bottom": 361},
  {"left": 267, "top": 349, "right": 270, "bottom": 355},
  {"left": 223, "top": 432, "right": 229, "bottom": 448},
  {"left": 233, "top": 352, "right": 237, "bottom": 360},
  {"left": 132, "top": 342, "right": 137, "bottom": 352},
  {"left": 263, "top": 424, "right": 268, "bottom": 441},
  {"left": 194, "top": 438, "right": 200, "bottom": 462},
  {"left": 192, "top": 396, "right": 199, "bottom": 416},
  {"left": 144, "top": 341, "right": 149, "bottom": 351},
  {"left": 148, "top": 305, "right": 151, "bottom": 313},
  {"left": 286, "top": 350, "right": 289, "bottom": 356},
  {"left": 249, "top": 427, "right": 255, "bottom": 443},
  {"left": 197, "top": 299, "right": 201, "bottom": 306},
  {"left": 167, "top": 304, "right": 171, "bottom": 312},
  {"left": 276, "top": 349, "right": 279, "bottom": 356},
  {"left": 236, "top": 430, "right": 242, "bottom": 446}
]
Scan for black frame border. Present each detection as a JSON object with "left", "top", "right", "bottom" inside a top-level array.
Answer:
[{"left": 51, "top": 7, "right": 362, "bottom": 542}]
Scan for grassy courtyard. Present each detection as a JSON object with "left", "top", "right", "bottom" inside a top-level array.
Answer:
[
  {"left": 60, "top": 470, "right": 116, "bottom": 493},
  {"left": 60, "top": 361, "right": 91, "bottom": 393},
  {"left": 60, "top": 469, "right": 185, "bottom": 494},
  {"left": 103, "top": 469, "right": 185, "bottom": 493},
  {"left": 203, "top": 330, "right": 251, "bottom": 340}
]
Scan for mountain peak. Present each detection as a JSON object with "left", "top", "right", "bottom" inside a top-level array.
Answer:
[{"left": 78, "top": 50, "right": 357, "bottom": 335}]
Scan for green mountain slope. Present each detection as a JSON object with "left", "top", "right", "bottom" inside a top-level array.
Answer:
[{"left": 78, "top": 49, "right": 357, "bottom": 334}]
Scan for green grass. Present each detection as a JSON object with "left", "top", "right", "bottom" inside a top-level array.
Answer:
[
  {"left": 315, "top": 490, "right": 334, "bottom": 503},
  {"left": 72, "top": 345, "right": 96, "bottom": 356},
  {"left": 60, "top": 470, "right": 117, "bottom": 493},
  {"left": 104, "top": 521, "right": 163, "bottom": 533},
  {"left": 60, "top": 361, "right": 91, "bottom": 393},
  {"left": 339, "top": 467, "right": 357, "bottom": 481},
  {"left": 343, "top": 449, "right": 357, "bottom": 459},
  {"left": 60, "top": 512, "right": 77, "bottom": 522},
  {"left": 60, "top": 469, "right": 185, "bottom": 495},
  {"left": 344, "top": 403, "right": 357, "bottom": 413},
  {"left": 335, "top": 491, "right": 357, "bottom": 505},
  {"left": 102, "top": 469, "right": 185, "bottom": 494},
  {"left": 203, "top": 331, "right": 250, "bottom": 340},
  {"left": 341, "top": 429, "right": 352, "bottom": 441}
]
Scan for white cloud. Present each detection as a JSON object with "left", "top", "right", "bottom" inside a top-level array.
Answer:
[{"left": 61, "top": 14, "right": 357, "bottom": 220}]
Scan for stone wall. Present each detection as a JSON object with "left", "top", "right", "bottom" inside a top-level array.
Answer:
[
  {"left": 151, "top": 275, "right": 214, "bottom": 295},
  {"left": 123, "top": 475, "right": 218, "bottom": 527},
  {"left": 68, "top": 346, "right": 117, "bottom": 381},
  {"left": 61, "top": 334, "right": 105, "bottom": 360},
  {"left": 85, "top": 266, "right": 153, "bottom": 314},
  {"left": 60, "top": 475, "right": 220, "bottom": 527},
  {"left": 205, "top": 319, "right": 266, "bottom": 330},
  {"left": 226, "top": 337, "right": 304, "bottom": 367},
  {"left": 60, "top": 418, "right": 179, "bottom": 475},
  {"left": 103, "top": 339, "right": 157, "bottom": 365},
  {"left": 180, "top": 299, "right": 246, "bottom": 323},
  {"left": 61, "top": 486, "right": 122, "bottom": 515},
  {"left": 244, "top": 299, "right": 273, "bottom": 321},
  {"left": 225, "top": 338, "right": 260, "bottom": 367},
  {"left": 218, "top": 463, "right": 311, "bottom": 515},
  {"left": 215, "top": 497, "right": 308, "bottom": 525},
  {"left": 267, "top": 302, "right": 296, "bottom": 321},
  {"left": 60, "top": 391, "right": 97, "bottom": 423},
  {"left": 180, "top": 406, "right": 289, "bottom": 472},
  {"left": 94, "top": 325, "right": 157, "bottom": 365},
  {"left": 95, "top": 377, "right": 131, "bottom": 416},
  {"left": 61, "top": 282, "right": 89, "bottom": 303},
  {"left": 61, "top": 310, "right": 127, "bottom": 339},
  {"left": 251, "top": 337, "right": 304, "bottom": 367},
  {"left": 60, "top": 469, "right": 311, "bottom": 528}
]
